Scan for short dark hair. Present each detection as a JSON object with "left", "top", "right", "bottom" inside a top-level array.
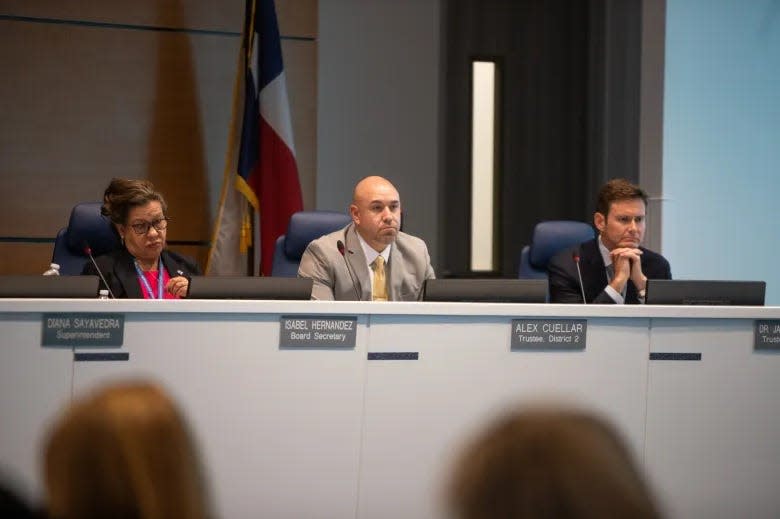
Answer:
[
  {"left": 100, "top": 178, "right": 167, "bottom": 226},
  {"left": 448, "top": 407, "right": 660, "bottom": 519},
  {"left": 596, "top": 179, "right": 648, "bottom": 217}
]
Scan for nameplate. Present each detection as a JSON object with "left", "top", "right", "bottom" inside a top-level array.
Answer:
[
  {"left": 511, "top": 319, "right": 587, "bottom": 350},
  {"left": 755, "top": 320, "right": 780, "bottom": 351},
  {"left": 279, "top": 316, "right": 357, "bottom": 348},
  {"left": 42, "top": 313, "right": 125, "bottom": 347}
]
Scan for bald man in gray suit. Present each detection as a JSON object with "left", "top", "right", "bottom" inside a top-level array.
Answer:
[{"left": 298, "top": 176, "right": 435, "bottom": 301}]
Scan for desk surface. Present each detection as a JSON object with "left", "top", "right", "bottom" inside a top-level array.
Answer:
[
  {"left": 1, "top": 298, "right": 779, "bottom": 319},
  {"left": 2, "top": 300, "right": 779, "bottom": 518}
]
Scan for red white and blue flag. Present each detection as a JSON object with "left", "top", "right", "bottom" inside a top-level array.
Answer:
[{"left": 208, "top": 0, "right": 302, "bottom": 275}]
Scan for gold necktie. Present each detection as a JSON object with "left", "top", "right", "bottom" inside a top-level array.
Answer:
[{"left": 372, "top": 256, "right": 388, "bottom": 301}]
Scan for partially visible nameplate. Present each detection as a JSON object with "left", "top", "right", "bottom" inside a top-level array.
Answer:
[
  {"left": 755, "top": 320, "right": 780, "bottom": 351},
  {"left": 279, "top": 316, "right": 357, "bottom": 348},
  {"left": 42, "top": 313, "right": 125, "bottom": 347},
  {"left": 511, "top": 319, "right": 587, "bottom": 350}
]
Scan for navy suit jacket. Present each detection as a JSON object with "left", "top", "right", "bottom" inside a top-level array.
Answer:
[
  {"left": 82, "top": 247, "right": 201, "bottom": 299},
  {"left": 547, "top": 238, "right": 671, "bottom": 304}
]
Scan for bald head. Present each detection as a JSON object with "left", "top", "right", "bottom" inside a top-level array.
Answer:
[
  {"left": 352, "top": 176, "right": 398, "bottom": 204},
  {"left": 350, "top": 176, "right": 402, "bottom": 252}
]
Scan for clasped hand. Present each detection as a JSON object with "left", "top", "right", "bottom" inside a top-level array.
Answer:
[
  {"left": 609, "top": 248, "right": 647, "bottom": 293},
  {"left": 165, "top": 276, "right": 190, "bottom": 298}
]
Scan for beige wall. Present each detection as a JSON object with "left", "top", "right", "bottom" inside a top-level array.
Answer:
[{"left": 0, "top": 0, "right": 317, "bottom": 274}]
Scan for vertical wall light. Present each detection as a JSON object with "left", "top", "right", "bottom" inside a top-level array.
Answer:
[{"left": 470, "top": 60, "right": 497, "bottom": 271}]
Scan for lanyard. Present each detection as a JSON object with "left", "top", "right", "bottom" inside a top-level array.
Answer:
[{"left": 134, "top": 258, "right": 164, "bottom": 299}]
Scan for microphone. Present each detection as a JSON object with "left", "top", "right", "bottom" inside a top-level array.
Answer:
[
  {"left": 84, "top": 244, "right": 116, "bottom": 299},
  {"left": 572, "top": 251, "right": 587, "bottom": 304},
  {"left": 337, "top": 240, "right": 362, "bottom": 301}
]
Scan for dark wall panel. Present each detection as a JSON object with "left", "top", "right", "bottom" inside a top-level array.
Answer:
[{"left": 441, "top": 0, "right": 643, "bottom": 277}]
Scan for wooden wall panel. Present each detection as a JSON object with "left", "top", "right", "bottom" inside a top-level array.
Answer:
[
  {"left": 0, "top": 0, "right": 241, "bottom": 31},
  {"left": 276, "top": 0, "right": 317, "bottom": 38},
  {"left": 0, "top": 243, "right": 54, "bottom": 275},
  {"left": 0, "top": 20, "right": 233, "bottom": 241},
  {"left": 0, "top": 0, "right": 316, "bottom": 37},
  {"left": 0, "top": 243, "right": 207, "bottom": 276},
  {"left": 0, "top": 0, "right": 317, "bottom": 275}
]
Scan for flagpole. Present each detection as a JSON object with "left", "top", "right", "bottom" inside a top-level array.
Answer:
[{"left": 204, "top": 6, "right": 251, "bottom": 275}]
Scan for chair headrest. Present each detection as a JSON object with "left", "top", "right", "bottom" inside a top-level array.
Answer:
[
  {"left": 529, "top": 220, "right": 595, "bottom": 269},
  {"left": 65, "top": 202, "right": 120, "bottom": 256},
  {"left": 284, "top": 211, "right": 352, "bottom": 259}
]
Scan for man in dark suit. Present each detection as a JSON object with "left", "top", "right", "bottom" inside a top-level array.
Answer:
[
  {"left": 548, "top": 179, "right": 671, "bottom": 304},
  {"left": 298, "top": 176, "right": 435, "bottom": 301}
]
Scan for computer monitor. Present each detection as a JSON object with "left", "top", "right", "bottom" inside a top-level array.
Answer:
[
  {"left": 186, "top": 276, "right": 313, "bottom": 300},
  {"left": 645, "top": 279, "right": 766, "bottom": 306},
  {"left": 422, "top": 279, "right": 547, "bottom": 303},
  {"left": 0, "top": 275, "right": 100, "bottom": 298}
]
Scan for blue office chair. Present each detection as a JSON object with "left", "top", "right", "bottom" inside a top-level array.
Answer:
[
  {"left": 271, "top": 210, "right": 352, "bottom": 277},
  {"left": 52, "top": 202, "right": 120, "bottom": 275},
  {"left": 518, "top": 220, "right": 595, "bottom": 279}
]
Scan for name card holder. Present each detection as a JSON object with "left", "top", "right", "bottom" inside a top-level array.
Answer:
[
  {"left": 42, "top": 313, "right": 125, "bottom": 347},
  {"left": 511, "top": 319, "right": 587, "bottom": 351},
  {"left": 280, "top": 316, "right": 358, "bottom": 348}
]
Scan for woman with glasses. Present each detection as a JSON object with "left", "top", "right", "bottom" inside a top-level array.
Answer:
[{"left": 82, "top": 178, "right": 200, "bottom": 298}]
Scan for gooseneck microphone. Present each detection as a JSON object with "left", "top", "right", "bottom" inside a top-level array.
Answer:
[
  {"left": 84, "top": 244, "right": 116, "bottom": 299},
  {"left": 572, "top": 251, "right": 587, "bottom": 304},
  {"left": 337, "top": 240, "right": 362, "bottom": 301}
]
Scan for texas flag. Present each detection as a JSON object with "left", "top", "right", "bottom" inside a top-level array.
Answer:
[{"left": 208, "top": 0, "right": 302, "bottom": 276}]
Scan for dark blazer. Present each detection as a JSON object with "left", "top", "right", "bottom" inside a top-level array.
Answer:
[
  {"left": 548, "top": 238, "right": 671, "bottom": 304},
  {"left": 298, "top": 223, "right": 435, "bottom": 301},
  {"left": 81, "top": 247, "right": 201, "bottom": 299}
]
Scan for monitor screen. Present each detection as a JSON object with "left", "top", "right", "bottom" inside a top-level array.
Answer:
[
  {"left": 186, "top": 276, "right": 313, "bottom": 300},
  {"left": 645, "top": 279, "right": 766, "bottom": 306},
  {"left": 422, "top": 279, "right": 547, "bottom": 303},
  {"left": 0, "top": 275, "right": 100, "bottom": 298}
]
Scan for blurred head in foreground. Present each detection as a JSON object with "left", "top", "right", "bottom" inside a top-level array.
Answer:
[
  {"left": 448, "top": 406, "right": 660, "bottom": 519},
  {"left": 43, "top": 381, "right": 209, "bottom": 519}
]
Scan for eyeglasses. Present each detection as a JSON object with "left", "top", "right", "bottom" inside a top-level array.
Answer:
[{"left": 129, "top": 217, "right": 170, "bottom": 235}]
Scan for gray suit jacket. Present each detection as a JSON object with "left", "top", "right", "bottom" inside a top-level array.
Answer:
[{"left": 298, "top": 223, "right": 435, "bottom": 301}]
